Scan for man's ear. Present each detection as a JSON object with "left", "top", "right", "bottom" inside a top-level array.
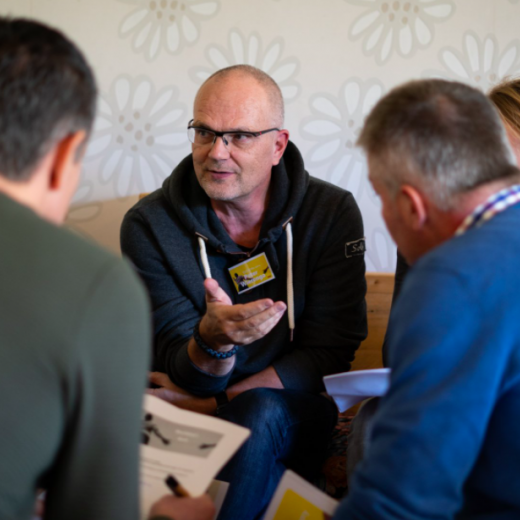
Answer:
[
  {"left": 49, "top": 130, "right": 88, "bottom": 190},
  {"left": 397, "top": 184, "right": 428, "bottom": 231},
  {"left": 271, "top": 129, "right": 290, "bottom": 166}
]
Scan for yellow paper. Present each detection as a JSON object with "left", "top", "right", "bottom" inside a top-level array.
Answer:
[
  {"left": 273, "top": 489, "right": 329, "bottom": 520},
  {"left": 228, "top": 252, "right": 275, "bottom": 294}
]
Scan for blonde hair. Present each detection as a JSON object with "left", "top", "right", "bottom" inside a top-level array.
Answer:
[{"left": 489, "top": 78, "right": 520, "bottom": 141}]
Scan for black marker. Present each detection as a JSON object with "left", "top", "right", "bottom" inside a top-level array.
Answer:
[{"left": 165, "top": 474, "right": 191, "bottom": 498}]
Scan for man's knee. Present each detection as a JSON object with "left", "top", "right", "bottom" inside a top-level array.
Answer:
[{"left": 219, "top": 388, "right": 289, "bottom": 431}]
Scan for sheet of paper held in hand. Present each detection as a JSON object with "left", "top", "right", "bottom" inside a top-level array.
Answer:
[
  {"left": 140, "top": 395, "right": 250, "bottom": 519},
  {"left": 263, "top": 470, "right": 338, "bottom": 520},
  {"left": 323, "top": 368, "right": 392, "bottom": 412}
]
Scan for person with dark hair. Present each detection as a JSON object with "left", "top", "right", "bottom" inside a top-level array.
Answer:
[
  {"left": 0, "top": 17, "right": 213, "bottom": 520},
  {"left": 332, "top": 78, "right": 520, "bottom": 519},
  {"left": 121, "top": 64, "right": 367, "bottom": 520}
]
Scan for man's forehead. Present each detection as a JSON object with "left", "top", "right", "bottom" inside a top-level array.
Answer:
[
  {"left": 194, "top": 77, "right": 272, "bottom": 130},
  {"left": 200, "top": 71, "right": 261, "bottom": 92}
]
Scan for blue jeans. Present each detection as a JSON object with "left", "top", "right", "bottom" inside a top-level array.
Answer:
[{"left": 216, "top": 388, "right": 338, "bottom": 520}]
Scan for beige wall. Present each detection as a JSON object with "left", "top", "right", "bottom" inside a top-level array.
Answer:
[
  {"left": 2, "top": 0, "right": 520, "bottom": 263},
  {"left": 65, "top": 196, "right": 136, "bottom": 256}
]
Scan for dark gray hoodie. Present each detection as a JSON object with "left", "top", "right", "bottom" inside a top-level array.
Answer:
[{"left": 121, "top": 141, "right": 367, "bottom": 396}]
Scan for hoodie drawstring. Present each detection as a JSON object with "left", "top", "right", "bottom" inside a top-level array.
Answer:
[
  {"left": 198, "top": 236, "right": 212, "bottom": 279},
  {"left": 285, "top": 222, "right": 295, "bottom": 342},
  {"left": 196, "top": 224, "right": 295, "bottom": 341}
]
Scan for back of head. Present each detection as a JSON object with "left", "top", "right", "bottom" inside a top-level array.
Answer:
[
  {"left": 358, "top": 79, "right": 519, "bottom": 210},
  {"left": 0, "top": 17, "right": 97, "bottom": 182}
]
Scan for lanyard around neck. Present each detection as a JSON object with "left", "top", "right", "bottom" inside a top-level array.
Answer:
[{"left": 455, "top": 185, "right": 520, "bottom": 236}]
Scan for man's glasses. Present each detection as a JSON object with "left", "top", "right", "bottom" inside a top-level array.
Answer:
[{"left": 187, "top": 119, "right": 280, "bottom": 150}]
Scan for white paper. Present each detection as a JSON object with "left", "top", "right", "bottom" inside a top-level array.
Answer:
[
  {"left": 323, "top": 368, "right": 391, "bottom": 412},
  {"left": 263, "top": 470, "right": 338, "bottom": 520},
  {"left": 207, "top": 480, "right": 229, "bottom": 520},
  {"left": 140, "top": 395, "right": 249, "bottom": 519}
]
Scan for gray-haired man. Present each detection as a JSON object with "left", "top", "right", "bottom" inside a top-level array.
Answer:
[{"left": 335, "top": 79, "right": 520, "bottom": 519}]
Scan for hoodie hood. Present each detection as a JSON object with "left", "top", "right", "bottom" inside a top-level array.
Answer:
[{"left": 162, "top": 140, "right": 310, "bottom": 256}]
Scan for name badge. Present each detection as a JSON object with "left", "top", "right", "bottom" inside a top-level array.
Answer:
[{"left": 228, "top": 252, "right": 275, "bottom": 294}]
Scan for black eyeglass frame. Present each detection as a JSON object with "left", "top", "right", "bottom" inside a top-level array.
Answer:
[{"left": 187, "top": 119, "right": 280, "bottom": 146}]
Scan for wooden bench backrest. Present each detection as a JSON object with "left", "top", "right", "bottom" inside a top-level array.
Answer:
[{"left": 350, "top": 272, "right": 394, "bottom": 371}]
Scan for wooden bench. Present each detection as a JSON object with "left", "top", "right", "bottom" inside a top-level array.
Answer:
[{"left": 351, "top": 272, "right": 394, "bottom": 371}]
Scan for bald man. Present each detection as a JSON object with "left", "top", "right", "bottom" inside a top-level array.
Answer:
[{"left": 121, "top": 65, "right": 367, "bottom": 520}]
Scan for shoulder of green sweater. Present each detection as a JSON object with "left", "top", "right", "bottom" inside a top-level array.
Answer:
[
  {"left": 71, "top": 254, "right": 150, "bottom": 377},
  {"left": 48, "top": 229, "right": 145, "bottom": 304},
  {"left": 3, "top": 192, "right": 121, "bottom": 269},
  {"left": 0, "top": 194, "right": 147, "bottom": 302}
]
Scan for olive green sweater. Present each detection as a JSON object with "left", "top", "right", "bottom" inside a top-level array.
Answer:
[{"left": 0, "top": 193, "right": 150, "bottom": 520}]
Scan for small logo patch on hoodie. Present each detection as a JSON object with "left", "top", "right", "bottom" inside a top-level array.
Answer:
[{"left": 345, "top": 238, "right": 366, "bottom": 258}]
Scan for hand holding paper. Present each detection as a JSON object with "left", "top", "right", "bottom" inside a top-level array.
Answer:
[
  {"left": 147, "top": 494, "right": 215, "bottom": 520},
  {"left": 140, "top": 395, "right": 249, "bottom": 520}
]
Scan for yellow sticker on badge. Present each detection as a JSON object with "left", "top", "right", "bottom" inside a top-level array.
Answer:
[
  {"left": 228, "top": 252, "right": 275, "bottom": 294},
  {"left": 272, "top": 489, "right": 329, "bottom": 520}
]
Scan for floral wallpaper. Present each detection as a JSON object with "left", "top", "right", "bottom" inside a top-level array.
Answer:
[
  {"left": 346, "top": 0, "right": 455, "bottom": 65},
  {"left": 118, "top": 0, "right": 221, "bottom": 60},
  {"left": 2, "top": 0, "right": 520, "bottom": 270},
  {"left": 86, "top": 75, "right": 188, "bottom": 197}
]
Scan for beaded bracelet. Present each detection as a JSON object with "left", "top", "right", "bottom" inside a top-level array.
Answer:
[{"left": 193, "top": 321, "right": 238, "bottom": 359}]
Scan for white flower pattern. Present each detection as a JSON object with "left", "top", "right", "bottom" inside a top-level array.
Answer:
[
  {"left": 118, "top": 0, "right": 220, "bottom": 61},
  {"left": 299, "top": 78, "right": 385, "bottom": 200},
  {"left": 425, "top": 31, "right": 520, "bottom": 91},
  {"left": 86, "top": 75, "right": 188, "bottom": 197},
  {"left": 346, "top": 0, "right": 455, "bottom": 65},
  {"left": 189, "top": 29, "right": 301, "bottom": 102}
]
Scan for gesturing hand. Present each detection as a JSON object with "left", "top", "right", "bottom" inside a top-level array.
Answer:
[{"left": 199, "top": 278, "right": 287, "bottom": 350}]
